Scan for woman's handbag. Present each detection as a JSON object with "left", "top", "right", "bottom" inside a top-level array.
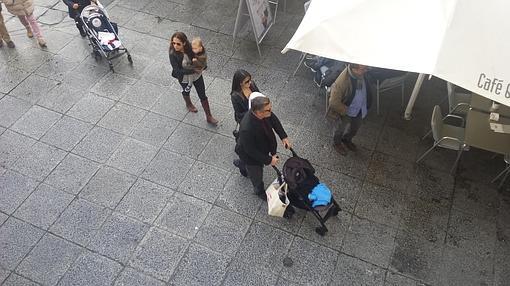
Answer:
[{"left": 266, "top": 178, "right": 289, "bottom": 217}]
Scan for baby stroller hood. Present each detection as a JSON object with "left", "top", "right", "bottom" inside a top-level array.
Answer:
[{"left": 282, "top": 155, "right": 315, "bottom": 190}]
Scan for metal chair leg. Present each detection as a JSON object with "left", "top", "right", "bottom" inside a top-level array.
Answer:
[
  {"left": 416, "top": 144, "right": 437, "bottom": 163},
  {"left": 292, "top": 52, "right": 306, "bottom": 76},
  {"left": 498, "top": 169, "right": 510, "bottom": 189},
  {"left": 492, "top": 165, "right": 510, "bottom": 183},
  {"left": 377, "top": 80, "right": 380, "bottom": 115},
  {"left": 450, "top": 149, "right": 463, "bottom": 174}
]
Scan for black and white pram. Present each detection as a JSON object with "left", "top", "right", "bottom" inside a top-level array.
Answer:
[
  {"left": 80, "top": 5, "right": 132, "bottom": 71},
  {"left": 272, "top": 148, "right": 341, "bottom": 236}
]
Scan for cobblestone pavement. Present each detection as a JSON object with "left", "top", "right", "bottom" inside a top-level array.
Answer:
[{"left": 0, "top": 0, "right": 509, "bottom": 285}]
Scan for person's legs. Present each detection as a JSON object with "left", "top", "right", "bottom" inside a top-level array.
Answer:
[
  {"left": 0, "top": 12, "right": 11, "bottom": 43},
  {"left": 17, "top": 15, "right": 33, "bottom": 37},
  {"left": 245, "top": 164, "right": 265, "bottom": 199},
  {"left": 342, "top": 112, "right": 362, "bottom": 142},
  {"left": 74, "top": 15, "right": 86, "bottom": 37},
  {"left": 25, "top": 13, "right": 45, "bottom": 47},
  {"left": 179, "top": 81, "right": 198, "bottom": 113},
  {"left": 333, "top": 115, "right": 352, "bottom": 145},
  {"left": 194, "top": 76, "right": 218, "bottom": 125},
  {"left": 233, "top": 157, "right": 247, "bottom": 177}
]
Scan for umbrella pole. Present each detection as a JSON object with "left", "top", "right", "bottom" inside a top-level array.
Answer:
[{"left": 404, "top": 73, "right": 426, "bottom": 120}]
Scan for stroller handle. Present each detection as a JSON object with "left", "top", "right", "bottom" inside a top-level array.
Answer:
[{"left": 272, "top": 166, "right": 284, "bottom": 185}]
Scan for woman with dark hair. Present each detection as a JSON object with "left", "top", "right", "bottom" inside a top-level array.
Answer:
[
  {"left": 230, "top": 69, "right": 260, "bottom": 124},
  {"left": 169, "top": 31, "right": 218, "bottom": 125},
  {"left": 230, "top": 69, "right": 291, "bottom": 177}
]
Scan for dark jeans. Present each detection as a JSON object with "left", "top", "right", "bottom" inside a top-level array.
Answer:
[
  {"left": 245, "top": 164, "right": 264, "bottom": 194},
  {"left": 180, "top": 75, "right": 207, "bottom": 101},
  {"left": 333, "top": 111, "right": 363, "bottom": 145}
]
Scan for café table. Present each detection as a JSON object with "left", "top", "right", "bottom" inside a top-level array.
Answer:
[
  {"left": 470, "top": 94, "right": 510, "bottom": 116},
  {"left": 464, "top": 108, "right": 510, "bottom": 155}
]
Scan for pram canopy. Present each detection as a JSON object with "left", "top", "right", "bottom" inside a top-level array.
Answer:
[{"left": 80, "top": 5, "right": 121, "bottom": 50}]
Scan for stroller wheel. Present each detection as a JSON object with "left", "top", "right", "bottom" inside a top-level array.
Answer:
[
  {"left": 315, "top": 226, "right": 328, "bottom": 236},
  {"left": 94, "top": 51, "right": 101, "bottom": 61},
  {"left": 127, "top": 54, "right": 133, "bottom": 64},
  {"left": 109, "top": 63, "right": 114, "bottom": 72}
]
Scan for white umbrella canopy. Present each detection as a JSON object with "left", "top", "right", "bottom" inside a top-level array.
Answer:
[{"left": 283, "top": 0, "right": 510, "bottom": 107}]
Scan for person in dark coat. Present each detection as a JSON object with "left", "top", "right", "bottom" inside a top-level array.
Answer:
[
  {"left": 235, "top": 96, "right": 291, "bottom": 200},
  {"left": 62, "top": 0, "right": 96, "bottom": 37}
]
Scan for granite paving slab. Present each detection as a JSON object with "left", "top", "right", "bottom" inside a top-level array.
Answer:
[
  {"left": 222, "top": 261, "right": 278, "bottom": 286},
  {"left": 13, "top": 183, "right": 74, "bottom": 230},
  {"left": 177, "top": 161, "right": 230, "bottom": 203},
  {"left": 343, "top": 216, "right": 397, "bottom": 268},
  {"left": 0, "top": 96, "right": 32, "bottom": 128},
  {"left": 155, "top": 192, "right": 212, "bottom": 239},
  {"left": 0, "top": 217, "right": 44, "bottom": 270},
  {"left": 193, "top": 205, "right": 251, "bottom": 257},
  {"left": 40, "top": 115, "right": 92, "bottom": 151},
  {"left": 98, "top": 102, "right": 148, "bottom": 135},
  {"left": 50, "top": 198, "right": 110, "bottom": 246},
  {"left": 330, "top": 254, "right": 386, "bottom": 286},
  {"left": 16, "top": 233, "right": 83, "bottom": 286},
  {"left": 0, "top": 130, "right": 37, "bottom": 170},
  {"left": 11, "top": 105, "right": 62, "bottom": 139},
  {"left": 2, "top": 273, "right": 39, "bottom": 286},
  {"left": 0, "top": 171, "right": 39, "bottom": 215},
  {"left": 280, "top": 236, "right": 338, "bottom": 286},
  {"left": 169, "top": 243, "right": 230, "bottom": 286},
  {"left": 11, "top": 141, "right": 67, "bottom": 181},
  {"left": 66, "top": 92, "right": 116, "bottom": 124},
  {"left": 88, "top": 212, "right": 150, "bottom": 263},
  {"left": 235, "top": 221, "right": 294, "bottom": 275},
  {"left": 163, "top": 123, "right": 214, "bottom": 159},
  {"left": 116, "top": 178, "right": 174, "bottom": 224},
  {"left": 114, "top": 267, "right": 166, "bottom": 286},
  {"left": 131, "top": 112, "right": 179, "bottom": 148},
  {"left": 80, "top": 166, "right": 137, "bottom": 209},
  {"left": 43, "top": 153, "right": 100, "bottom": 195},
  {"left": 9, "top": 73, "right": 60, "bottom": 104},
  {"left": 142, "top": 149, "right": 195, "bottom": 189},
  {"left": 58, "top": 250, "right": 123, "bottom": 286},
  {"left": 72, "top": 126, "right": 124, "bottom": 163},
  {"left": 107, "top": 138, "right": 158, "bottom": 176},
  {"left": 129, "top": 227, "right": 189, "bottom": 281}
]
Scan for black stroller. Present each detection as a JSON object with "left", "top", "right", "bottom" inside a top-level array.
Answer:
[
  {"left": 273, "top": 148, "right": 341, "bottom": 236},
  {"left": 79, "top": 5, "right": 132, "bottom": 72}
]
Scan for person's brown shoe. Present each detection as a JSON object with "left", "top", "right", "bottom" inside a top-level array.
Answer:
[
  {"left": 334, "top": 143, "right": 347, "bottom": 156},
  {"left": 342, "top": 141, "right": 357, "bottom": 152}
]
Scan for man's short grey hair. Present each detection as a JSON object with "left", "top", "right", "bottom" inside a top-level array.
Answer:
[{"left": 251, "top": 96, "right": 271, "bottom": 112}]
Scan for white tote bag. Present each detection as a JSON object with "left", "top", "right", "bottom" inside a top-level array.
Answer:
[{"left": 266, "top": 179, "right": 289, "bottom": 217}]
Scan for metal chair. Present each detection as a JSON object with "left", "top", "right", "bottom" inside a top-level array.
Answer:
[
  {"left": 491, "top": 154, "right": 510, "bottom": 189},
  {"left": 376, "top": 73, "right": 409, "bottom": 115},
  {"left": 446, "top": 82, "right": 471, "bottom": 116},
  {"left": 416, "top": 105, "right": 469, "bottom": 174}
]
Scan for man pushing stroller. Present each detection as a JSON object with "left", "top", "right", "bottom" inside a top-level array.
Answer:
[
  {"left": 235, "top": 96, "right": 292, "bottom": 200},
  {"left": 62, "top": 0, "right": 98, "bottom": 37}
]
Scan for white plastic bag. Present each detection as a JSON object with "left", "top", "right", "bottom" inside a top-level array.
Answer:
[{"left": 265, "top": 179, "right": 289, "bottom": 217}]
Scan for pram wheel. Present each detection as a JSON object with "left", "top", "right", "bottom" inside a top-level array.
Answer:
[
  {"left": 109, "top": 62, "right": 114, "bottom": 72},
  {"left": 315, "top": 226, "right": 328, "bottom": 236},
  {"left": 127, "top": 54, "right": 133, "bottom": 64}
]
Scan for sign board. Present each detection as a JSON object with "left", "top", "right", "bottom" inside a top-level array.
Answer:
[{"left": 233, "top": 0, "right": 278, "bottom": 56}]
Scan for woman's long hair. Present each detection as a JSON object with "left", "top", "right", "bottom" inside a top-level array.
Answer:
[
  {"left": 169, "top": 32, "right": 193, "bottom": 59},
  {"left": 231, "top": 69, "right": 251, "bottom": 95}
]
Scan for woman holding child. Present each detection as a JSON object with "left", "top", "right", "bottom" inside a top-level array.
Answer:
[{"left": 169, "top": 31, "right": 218, "bottom": 125}]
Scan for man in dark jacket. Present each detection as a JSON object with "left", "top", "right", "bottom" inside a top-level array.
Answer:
[
  {"left": 62, "top": 0, "right": 95, "bottom": 37},
  {"left": 236, "top": 96, "right": 291, "bottom": 200}
]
